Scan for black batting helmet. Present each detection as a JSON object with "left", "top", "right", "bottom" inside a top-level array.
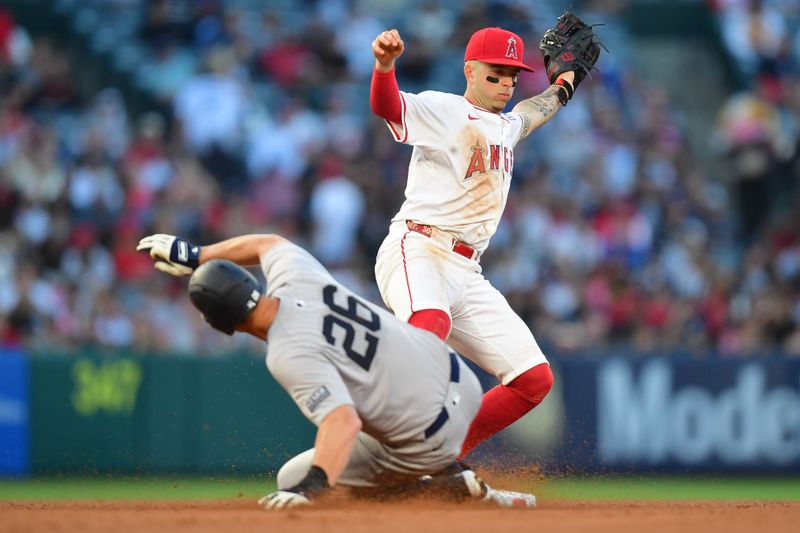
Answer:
[{"left": 188, "top": 260, "right": 262, "bottom": 335}]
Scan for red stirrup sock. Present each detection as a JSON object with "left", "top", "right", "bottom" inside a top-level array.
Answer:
[
  {"left": 408, "top": 309, "right": 451, "bottom": 341},
  {"left": 458, "top": 363, "right": 554, "bottom": 459}
]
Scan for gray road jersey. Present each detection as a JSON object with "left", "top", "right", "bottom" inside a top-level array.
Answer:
[{"left": 261, "top": 241, "right": 455, "bottom": 445}]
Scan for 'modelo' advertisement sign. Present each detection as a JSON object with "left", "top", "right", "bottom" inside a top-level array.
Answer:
[
  {"left": 594, "top": 358, "right": 800, "bottom": 471},
  {"left": 597, "top": 361, "right": 800, "bottom": 465}
]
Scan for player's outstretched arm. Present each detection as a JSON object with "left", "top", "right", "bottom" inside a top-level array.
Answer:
[
  {"left": 512, "top": 71, "right": 574, "bottom": 141},
  {"left": 517, "top": 10, "right": 604, "bottom": 142},
  {"left": 137, "top": 233, "right": 287, "bottom": 276},
  {"left": 199, "top": 234, "right": 286, "bottom": 266}
]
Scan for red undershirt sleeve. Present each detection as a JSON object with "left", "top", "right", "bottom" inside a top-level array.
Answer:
[{"left": 370, "top": 67, "right": 402, "bottom": 124}]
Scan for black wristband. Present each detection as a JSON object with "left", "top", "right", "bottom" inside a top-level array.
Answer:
[
  {"left": 169, "top": 238, "right": 201, "bottom": 269},
  {"left": 289, "top": 465, "right": 330, "bottom": 498},
  {"left": 553, "top": 78, "right": 574, "bottom": 106}
]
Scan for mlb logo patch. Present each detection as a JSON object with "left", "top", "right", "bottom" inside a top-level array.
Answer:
[{"left": 306, "top": 385, "right": 331, "bottom": 413}]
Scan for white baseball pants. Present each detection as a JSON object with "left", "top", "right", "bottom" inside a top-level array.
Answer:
[{"left": 374, "top": 220, "right": 548, "bottom": 385}]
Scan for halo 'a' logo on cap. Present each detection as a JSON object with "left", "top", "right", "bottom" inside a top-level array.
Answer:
[{"left": 505, "top": 37, "right": 518, "bottom": 59}]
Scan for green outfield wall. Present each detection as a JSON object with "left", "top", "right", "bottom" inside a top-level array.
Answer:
[
  {"left": 28, "top": 352, "right": 315, "bottom": 475},
  {"left": 5, "top": 350, "right": 799, "bottom": 476}
]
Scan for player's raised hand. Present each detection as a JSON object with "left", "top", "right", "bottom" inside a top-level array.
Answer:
[{"left": 372, "top": 29, "right": 404, "bottom": 71}]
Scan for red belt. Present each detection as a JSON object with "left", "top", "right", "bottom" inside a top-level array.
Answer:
[{"left": 405, "top": 221, "right": 480, "bottom": 261}]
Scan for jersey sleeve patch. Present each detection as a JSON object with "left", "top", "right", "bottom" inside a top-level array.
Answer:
[
  {"left": 267, "top": 347, "right": 354, "bottom": 426},
  {"left": 305, "top": 385, "right": 331, "bottom": 413}
]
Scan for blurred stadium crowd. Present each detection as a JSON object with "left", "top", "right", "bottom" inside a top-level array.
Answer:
[{"left": 1, "top": 0, "right": 799, "bottom": 357}]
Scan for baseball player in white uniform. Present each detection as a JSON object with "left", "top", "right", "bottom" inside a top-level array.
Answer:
[
  {"left": 136, "top": 233, "right": 537, "bottom": 508},
  {"left": 370, "top": 27, "right": 578, "bottom": 457}
]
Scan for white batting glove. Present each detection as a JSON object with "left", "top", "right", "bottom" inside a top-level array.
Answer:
[
  {"left": 136, "top": 233, "right": 201, "bottom": 277},
  {"left": 258, "top": 490, "right": 311, "bottom": 509}
]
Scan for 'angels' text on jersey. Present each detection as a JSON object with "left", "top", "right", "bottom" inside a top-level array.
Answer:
[
  {"left": 384, "top": 90, "right": 525, "bottom": 253},
  {"left": 465, "top": 142, "right": 514, "bottom": 180}
]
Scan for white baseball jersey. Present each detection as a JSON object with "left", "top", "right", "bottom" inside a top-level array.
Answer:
[
  {"left": 260, "top": 241, "right": 480, "bottom": 447},
  {"left": 385, "top": 90, "right": 525, "bottom": 253}
]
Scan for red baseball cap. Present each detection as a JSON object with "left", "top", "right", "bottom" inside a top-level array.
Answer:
[{"left": 464, "top": 27, "right": 535, "bottom": 72}]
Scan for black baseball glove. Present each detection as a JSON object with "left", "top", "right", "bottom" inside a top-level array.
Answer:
[{"left": 539, "top": 11, "right": 605, "bottom": 89}]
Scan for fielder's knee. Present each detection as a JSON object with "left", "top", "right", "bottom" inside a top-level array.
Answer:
[
  {"left": 506, "top": 363, "right": 554, "bottom": 407},
  {"left": 408, "top": 309, "right": 451, "bottom": 341}
]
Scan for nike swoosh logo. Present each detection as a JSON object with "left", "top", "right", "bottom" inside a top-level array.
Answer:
[{"left": 468, "top": 114, "right": 480, "bottom": 121}]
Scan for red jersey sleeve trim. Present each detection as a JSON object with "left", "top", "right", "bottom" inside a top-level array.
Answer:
[{"left": 386, "top": 92, "right": 408, "bottom": 143}]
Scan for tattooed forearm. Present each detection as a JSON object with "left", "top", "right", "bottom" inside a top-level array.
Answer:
[
  {"left": 513, "top": 85, "right": 562, "bottom": 140},
  {"left": 519, "top": 113, "right": 532, "bottom": 141},
  {"left": 526, "top": 86, "right": 560, "bottom": 116}
]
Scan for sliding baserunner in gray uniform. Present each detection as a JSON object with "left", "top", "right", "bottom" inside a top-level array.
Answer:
[{"left": 137, "top": 232, "right": 536, "bottom": 509}]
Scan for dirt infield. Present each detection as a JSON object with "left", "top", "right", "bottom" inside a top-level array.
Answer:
[{"left": 2, "top": 499, "right": 798, "bottom": 533}]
